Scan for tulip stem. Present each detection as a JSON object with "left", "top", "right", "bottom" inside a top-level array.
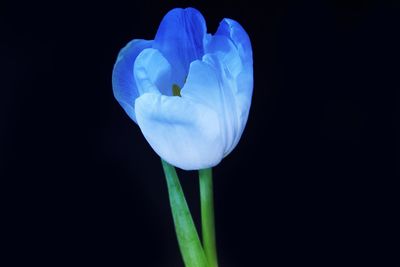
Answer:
[
  {"left": 161, "top": 159, "right": 208, "bottom": 267},
  {"left": 199, "top": 168, "right": 218, "bottom": 267}
]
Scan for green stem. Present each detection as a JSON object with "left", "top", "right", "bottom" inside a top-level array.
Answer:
[
  {"left": 199, "top": 168, "right": 218, "bottom": 267},
  {"left": 161, "top": 159, "right": 208, "bottom": 267}
]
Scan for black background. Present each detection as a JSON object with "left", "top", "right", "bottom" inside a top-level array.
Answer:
[{"left": 1, "top": 0, "right": 398, "bottom": 266}]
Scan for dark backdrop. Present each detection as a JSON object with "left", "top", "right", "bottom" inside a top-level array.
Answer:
[{"left": 1, "top": 0, "right": 398, "bottom": 266}]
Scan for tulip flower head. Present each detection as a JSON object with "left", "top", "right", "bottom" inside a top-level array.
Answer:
[{"left": 112, "top": 7, "right": 253, "bottom": 170}]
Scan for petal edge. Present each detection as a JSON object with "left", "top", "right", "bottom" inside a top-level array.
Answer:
[{"left": 112, "top": 39, "right": 153, "bottom": 123}]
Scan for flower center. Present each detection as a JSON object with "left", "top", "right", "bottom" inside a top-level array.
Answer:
[{"left": 172, "top": 84, "right": 181, "bottom": 96}]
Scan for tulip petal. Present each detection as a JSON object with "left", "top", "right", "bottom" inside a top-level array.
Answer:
[
  {"left": 206, "top": 19, "right": 254, "bottom": 154},
  {"left": 215, "top": 19, "right": 253, "bottom": 122},
  {"left": 216, "top": 18, "right": 253, "bottom": 67},
  {"left": 112, "top": 39, "right": 153, "bottom": 123},
  {"left": 153, "top": 8, "right": 207, "bottom": 87},
  {"left": 134, "top": 48, "right": 173, "bottom": 96},
  {"left": 135, "top": 93, "right": 223, "bottom": 170},
  {"left": 181, "top": 58, "right": 238, "bottom": 156}
]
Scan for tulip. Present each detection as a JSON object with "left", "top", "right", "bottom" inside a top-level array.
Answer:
[
  {"left": 112, "top": 7, "right": 253, "bottom": 171},
  {"left": 112, "top": 7, "right": 253, "bottom": 267}
]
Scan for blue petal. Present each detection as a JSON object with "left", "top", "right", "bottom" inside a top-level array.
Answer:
[
  {"left": 205, "top": 35, "right": 243, "bottom": 82},
  {"left": 181, "top": 56, "right": 239, "bottom": 156},
  {"left": 182, "top": 20, "right": 254, "bottom": 156},
  {"left": 208, "top": 19, "right": 254, "bottom": 153},
  {"left": 135, "top": 93, "right": 224, "bottom": 170},
  {"left": 215, "top": 18, "right": 253, "bottom": 67},
  {"left": 212, "top": 19, "right": 253, "bottom": 103},
  {"left": 112, "top": 39, "right": 152, "bottom": 123},
  {"left": 153, "top": 7, "right": 207, "bottom": 87},
  {"left": 134, "top": 48, "right": 173, "bottom": 96}
]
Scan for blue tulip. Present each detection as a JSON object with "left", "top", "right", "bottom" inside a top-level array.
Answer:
[{"left": 112, "top": 7, "right": 253, "bottom": 170}]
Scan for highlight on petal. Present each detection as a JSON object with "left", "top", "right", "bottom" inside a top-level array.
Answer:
[
  {"left": 135, "top": 93, "right": 224, "bottom": 170},
  {"left": 153, "top": 7, "right": 207, "bottom": 87},
  {"left": 112, "top": 39, "right": 153, "bottom": 123},
  {"left": 134, "top": 48, "right": 173, "bottom": 96}
]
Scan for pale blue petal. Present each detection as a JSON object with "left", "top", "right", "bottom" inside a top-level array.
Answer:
[
  {"left": 135, "top": 93, "right": 224, "bottom": 170},
  {"left": 181, "top": 59, "right": 238, "bottom": 156},
  {"left": 203, "top": 19, "right": 254, "bottom": 154},
  {"left": 215, "top": 18, "right": 253, "bottom": 67},
  {"left": 215, "top": 19, "right": 253, "bottom": 127},
  {"left": 153, "top": 7, "right": 207, "bottom": 87},
  {"left": 205, "top": 35, "right": 243, "bottom": 85},
  {"left": 112, "top": 39, "right": 153, "bottom": 123},
  {"left": 134, "top": 48, "right": 173, "bottom": 96}
]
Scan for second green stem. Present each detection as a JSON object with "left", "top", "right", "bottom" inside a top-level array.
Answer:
[{"left": 199, "top": 168, "right": 218, "bottom": 267}]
